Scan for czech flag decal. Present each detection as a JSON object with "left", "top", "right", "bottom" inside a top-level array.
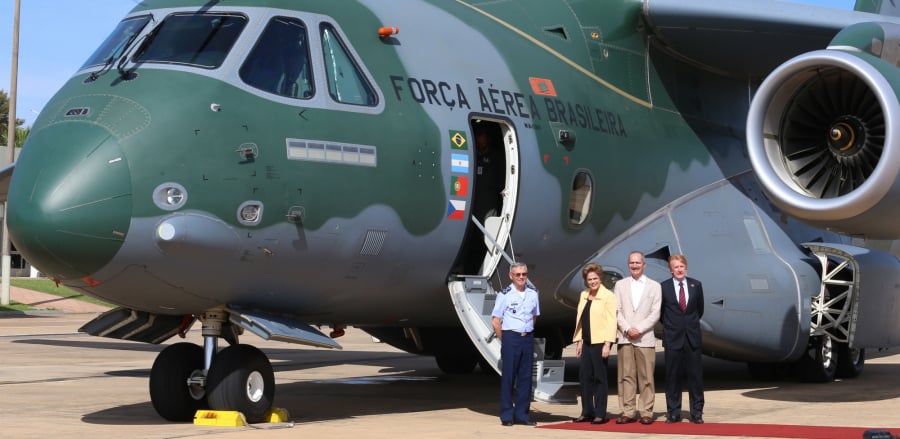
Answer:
[{"left": 447, "top": 200, "right": 466, "bottom": 220}]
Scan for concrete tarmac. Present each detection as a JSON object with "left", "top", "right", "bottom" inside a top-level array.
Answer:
[{"left": 1, "top": 313, "right": 899, "bottom": 439}]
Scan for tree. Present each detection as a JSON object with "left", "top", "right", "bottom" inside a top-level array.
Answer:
[
  {"left": 0, "top": 89, "right": 26, "bottom": 147},
  {"left": 14, "top": 126, "right": 29, "bottom": 148}
]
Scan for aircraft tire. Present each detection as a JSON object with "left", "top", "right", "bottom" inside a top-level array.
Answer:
[
  {"left": 835, "top": 343, "right": 865, "bottom": 378},
  {"left": 149, "top": 342, "right": 207, "bottom": 422},
  {"left": 794, "top": 335, "right": 837, "bottom": 382},
  {"left": 205, "top": 344, "right": 274, "bottom": 423},
  {"left": 478, "top": 357, "right": 498, "bottom": 375},
  {"left": 435, "top": 353, "right": 478, "bottom": 374},
  {"left": 540, "top": 330, "right": 565, "bottom": 360},
  {"left": 746, "top": 362, "right": 786, "bottom": 381}
]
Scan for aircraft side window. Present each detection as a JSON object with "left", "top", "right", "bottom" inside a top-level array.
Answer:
[
  {"left": 320, "top": 23, "right": 377, "bottom": 106},
  {"left": 569, "top": 171, "right": 593, "bottom": 225},
  {"left": 82, "top": 15, "right": 153, "bottom": 69},
  {"left": 240, "top": 17, "right": 314, "bottom": 99},
  {"left": 133, "top": 13, "right": 247, "bottom": 69}
]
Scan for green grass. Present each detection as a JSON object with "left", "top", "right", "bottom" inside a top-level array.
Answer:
[
  {"left": 0, "top": 301, "right": 35, "bottom": 312},
  {"left": 10, "top": 278, "right": 115, "bottom": 307}
]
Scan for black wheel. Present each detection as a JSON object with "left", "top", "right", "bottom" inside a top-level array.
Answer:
[
  {"left": 835, "top": 343, "right": 865, "bottom": 378},
  {"left": 540, "top": 330, "right": 565, "bottom": 360},
  {"left": 746, "top": 362, "right": 786, "bottom": 381},
  {"left": 794, "top": 336, "right": 837, "bottom": 382},
  {"left": 435, "top": 353, "right": 478, "bottom": 374},
  {"left": 478, "top": 357, "right": 499, "bottom": 375},
  {"left": 206, "top": 344, "right": 274, "bottom": 423},
  {"left": 149, "top": 342, "right": 207, "bottom": 422}
]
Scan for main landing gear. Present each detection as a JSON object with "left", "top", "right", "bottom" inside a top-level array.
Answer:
[
  {"left": 148, "top": 309, "right": 275, "bottom": 423},
  {"left": 746, "top": 246, "right": 867, "bottom": 383},
  {"left": 801, "top": 247, "right": 866, "bottom": 382}
]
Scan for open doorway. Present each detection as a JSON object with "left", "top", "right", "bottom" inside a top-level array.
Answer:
[
  {"left": 445, "top": 118, "right": 521, "bottom": 376},
  {"left": 451, "top": 118, "right": 517, "bottom": 277}
]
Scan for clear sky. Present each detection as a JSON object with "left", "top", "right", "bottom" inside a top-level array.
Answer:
[{"left": 0, "top": 0, "right": 859, "bottom": 128}]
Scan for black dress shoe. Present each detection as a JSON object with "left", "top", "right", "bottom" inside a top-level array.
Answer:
[
  {"left": 616, "top": 416, "right": 636, "bottom": 424},
  {"left": 501, "top": 421, "right": 513, "bottom": 426},
  {"left": 591, "top": 417, "right": 609, "bottom": 424},
  {"left": 639, "top": 416, "right": 653, "bottom": 425},
  {"left": 665, "top": 416, "right": 681, "bottom": 423},
  {"left": 572, "top": 416, "right": 591, "bottom": 423},
  {"left": 691, "top": 416, "right": 704, "bottom": 424},
  {"left": 514, "top": 420, "right": 537, "bottom": 426}
]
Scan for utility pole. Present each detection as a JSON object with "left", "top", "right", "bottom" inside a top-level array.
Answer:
[{"left": 2, "top": 0, "right": 21, "bottom": 306}]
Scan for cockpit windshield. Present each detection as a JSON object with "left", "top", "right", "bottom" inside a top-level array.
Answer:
[
  {"left": 81, "top": 15, "right": 153, "bottom": 70},
  {"left": 240, "top": 17, "right": 314, "bottom": 99},
  {"left": 133, "top": 13, "right": 247, "bottom": 69}
]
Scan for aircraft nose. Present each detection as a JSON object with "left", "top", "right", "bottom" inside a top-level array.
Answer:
[{"left": 7, "top": 124, "right": 132, "bottom": 280}]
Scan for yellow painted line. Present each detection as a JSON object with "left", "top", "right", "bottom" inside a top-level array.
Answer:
[{"left": 455, "top": 0, "right": 653, "bottom": 109}]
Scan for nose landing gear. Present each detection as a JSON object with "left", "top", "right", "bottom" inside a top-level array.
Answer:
[{"left": 148, "top": 309, "right": 275, "bottom": 423}]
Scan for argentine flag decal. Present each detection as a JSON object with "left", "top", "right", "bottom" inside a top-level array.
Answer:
[{"left": 451, "top": 153, "right": 469, "bottom": 174}]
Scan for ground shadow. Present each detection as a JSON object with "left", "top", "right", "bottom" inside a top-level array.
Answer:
[{"left": 80, "top": 347, "right": 900, "bottom": 426}]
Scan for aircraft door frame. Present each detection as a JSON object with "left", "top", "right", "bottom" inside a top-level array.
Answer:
[
  {"left": 484, "top": 119, "right": 519, "bottom": 276},
  {"left": 455, "top": 116, "right": 519, "bottom": 278}
]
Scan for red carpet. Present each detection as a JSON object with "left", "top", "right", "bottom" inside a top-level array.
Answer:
[{"left": 539, "top": 420, "right": 899, "bottom": 438}]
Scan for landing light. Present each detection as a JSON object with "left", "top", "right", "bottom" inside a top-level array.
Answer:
[
  {"left": 157, "top": 222, "right": 176, "bottom": 241},
  {"left": 153, "top": 183, "right": 188, "bottom": 211},
  {"left": 241, "top": 205, "right": 260, "bottom": 222},
  {"left": 238, "top": 201, "right": 264, "bottom": 226},
  {"left": 166, "top": 187, "right": 184, "bottom": 205}
]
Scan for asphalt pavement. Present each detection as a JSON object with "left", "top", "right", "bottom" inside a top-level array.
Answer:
[{"left": 1, "top": 312, "right": 898, "bottom": 439}]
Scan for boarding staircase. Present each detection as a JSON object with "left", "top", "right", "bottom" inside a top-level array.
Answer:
[{"left": 447, "top": 216, "right": 570, "bottom": 403}]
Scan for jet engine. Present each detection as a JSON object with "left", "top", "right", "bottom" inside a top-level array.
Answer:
[{"left": 747, "top": 23, "right": 900, "bottom": 239}]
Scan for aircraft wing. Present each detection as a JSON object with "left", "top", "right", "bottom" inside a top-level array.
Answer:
[
  {"left": 0, "top": 162, "right": 14, "bottom": 203},
  {"left": 642, "top": 0, "right": 900, "bottom": 78}
]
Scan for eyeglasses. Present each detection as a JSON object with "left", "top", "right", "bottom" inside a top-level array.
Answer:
[{"left": 512, "top": 273, "right": 528, "bottom": 277}]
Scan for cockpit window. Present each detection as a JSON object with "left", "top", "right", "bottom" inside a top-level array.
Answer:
[
  {"left": 82, "top": 15, "right": 153, "bottom": 69},
  {"left": 133, "top": 13, "right": 247, "bottom": 69},
  {"left": 320, "top": 23, "right": 377, "bottom": 106},
  {"left": 240, "top": 17, "right": 313, "bottom": 99}
]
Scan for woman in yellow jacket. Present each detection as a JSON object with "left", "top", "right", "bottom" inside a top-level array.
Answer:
[{"left": 571, "top": 262, "right": 618, "bottom": 424}]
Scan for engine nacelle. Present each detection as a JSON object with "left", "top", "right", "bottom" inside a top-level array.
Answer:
[{"left": 747, "top": 23, "right": 900, "bottom": 239}]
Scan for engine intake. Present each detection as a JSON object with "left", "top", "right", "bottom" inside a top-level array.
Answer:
[{"left": 747, "top": 47, "right": 900, "bottom": 238}]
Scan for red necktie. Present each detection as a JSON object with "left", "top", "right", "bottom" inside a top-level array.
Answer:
[{"left": 679, "top": 282, "right": 686, "bottom": 313}]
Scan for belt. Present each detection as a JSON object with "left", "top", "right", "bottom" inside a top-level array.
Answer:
[{"left": 503, "top": 330, "right": 532, "bottom": 337}]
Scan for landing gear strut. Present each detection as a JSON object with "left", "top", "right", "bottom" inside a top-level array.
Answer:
[
  {"left": 797, "top": 246, "right": 866, "bottom": 382},
  {"left": 148, "top": 308, "right": 275, "bottom": 423}
]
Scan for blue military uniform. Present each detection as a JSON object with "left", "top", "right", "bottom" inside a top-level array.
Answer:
[{"left": 491, "top": 283, "right": 541, "bottom": 424}]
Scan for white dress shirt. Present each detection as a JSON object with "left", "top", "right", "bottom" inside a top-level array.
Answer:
[{"left": 630, "top": 275, "right": 646, "bottom": 311}]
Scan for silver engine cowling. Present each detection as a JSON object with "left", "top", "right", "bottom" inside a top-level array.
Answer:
[{"left": 747, "top": 46, "right": 900, "bottom": 239}]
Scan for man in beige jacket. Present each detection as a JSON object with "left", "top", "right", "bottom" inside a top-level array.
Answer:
[{"left": 613, "top": 251, "right": 662, "bottom": 425}]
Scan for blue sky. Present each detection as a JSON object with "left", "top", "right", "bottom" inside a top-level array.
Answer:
[
  {"left": 0, "top": 0, "right": 136, "bottom": 126},
  {"left": 0, "top": 0, "right": 858, "bottom": 127}
]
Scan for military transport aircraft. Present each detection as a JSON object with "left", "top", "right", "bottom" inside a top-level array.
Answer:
[{"left": 4, "top": 0, "right": 900, "bottom": 423}]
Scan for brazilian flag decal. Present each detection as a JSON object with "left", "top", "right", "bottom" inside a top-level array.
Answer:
[{"left": 450, "top": 130, "right": 468, "bottom": 150}]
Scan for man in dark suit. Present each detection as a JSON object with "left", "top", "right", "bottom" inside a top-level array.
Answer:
[{"left": 660, "top": 254, "right": 705, "bottom": 424}]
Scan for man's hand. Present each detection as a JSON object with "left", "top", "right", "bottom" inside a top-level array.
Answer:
[{"left": 626, "top": 327, "right": 641, "bottom": 340}]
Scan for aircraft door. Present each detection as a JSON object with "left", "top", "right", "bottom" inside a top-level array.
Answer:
[
  {"left": 445, "top": 120, "right": 565, "bottom": 401},
  {"left": 451, "top": 118, "right": 518, "bottom": 277},
  {"left": 446, "top": 118, "right": 518, "bottom": 369}
]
